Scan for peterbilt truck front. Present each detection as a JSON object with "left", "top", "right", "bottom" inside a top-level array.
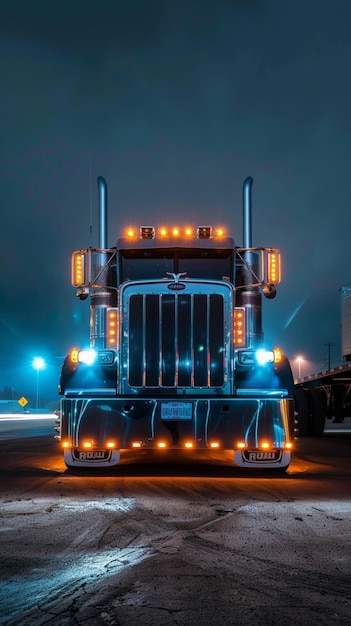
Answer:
[{"left": 57, "top": 176, "right": 294, "bottom": 470}]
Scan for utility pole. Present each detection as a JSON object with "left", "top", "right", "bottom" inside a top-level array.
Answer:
[{"left": 324, "top": 343, "right": 333, "bottom": 370}]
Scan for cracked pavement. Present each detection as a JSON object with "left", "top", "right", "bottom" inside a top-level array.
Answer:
[{"left": 0, "top": 422, "right": 350, "bottom": 625}]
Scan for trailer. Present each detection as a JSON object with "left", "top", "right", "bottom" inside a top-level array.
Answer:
[
  {"left": 294, "top": 283, "right": 351, "bottom": 435},
  {"left": 56, "top": 176, "right": 295, "bottom": 470}
]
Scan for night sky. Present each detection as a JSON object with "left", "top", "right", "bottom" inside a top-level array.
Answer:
[{"left": 1, "top": 0, "right": 351, "bottom": 401}]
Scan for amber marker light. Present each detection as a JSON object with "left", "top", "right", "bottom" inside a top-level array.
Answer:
[
  {"left": 267, "top": 250, "right": 281, "bottom": 284},
  {"left": 126, "top": 228, "right": 136, "bottom": 238},
  {"left": 157, "top": 442, "right": 167, "bottom": 448},
  {"left": 234, "top": 308, "right": 246, "bottom": 347},
  {"left": 285, "top": 442, "right": 293, "bottom": 449},
  {"left": 215, "top": 228, "right": 225, "bottom": 237},
  {"left": 159, "top": 227, "right": 168, "bottom": 237},
  {"left": 236, "top": 441, "right": 246, "bottom": 449},
  {"left": 70, "top": 349, "right": 79, "bottom": 363},
  {"left": 184, "top": 442, "right": 193, "bottom": 448},
  {"left": 172, "top": 227, "right": 180, "bottom": 236},
  {"left": 72, "top": 251, "right": 85, "bottom": 287},
  {"left": 132, "top": 441, "right": 142, "bottom": 448},
  {"left": 106, "top": 441, "right": 116, "bottom": 449},
  {"left": 83, "top": 441, "right": 92, "bottom": 448},
  {"left": 185, "top": 227, "right": 193, "bottom": 236},
  {"left": 273, "top": 348, "right": 282, "bottom": 363},
  {"left": 261, "top": 441, "right": 270, "bottom": 449},
  {"left": 107, "top": 308, "right": 118, "bottom": 347},
  {"left": 62, "top": 441, "right": 70, "bottom": 448}
]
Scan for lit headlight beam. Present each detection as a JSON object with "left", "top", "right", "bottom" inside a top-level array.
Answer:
[
  {"left": 78, "top": 349, "right": 98, "bottom": 365},
  {"left": 256, "top": 349, "right": 274, "bottom": 365}
]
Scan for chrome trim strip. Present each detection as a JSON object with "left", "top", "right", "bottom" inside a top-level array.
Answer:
[{"left": 236, "top": 389, "right": 288, "bottom": 397}]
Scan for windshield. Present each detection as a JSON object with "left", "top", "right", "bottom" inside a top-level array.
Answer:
[{"left": 120, "top": 248, "right": 233, "bottom": 282}]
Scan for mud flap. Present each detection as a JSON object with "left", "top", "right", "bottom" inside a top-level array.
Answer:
[
  {"left": 233, "top": 449, "right": 291, "bottom": 470},
  {"left": 64, "top": 448, "right": 120, "bottom": 469}
]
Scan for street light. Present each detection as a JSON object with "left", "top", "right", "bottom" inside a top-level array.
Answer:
[
  {"left": 32, "top": 357, "right": 46, "bottom": 409},
  {"left": 296, "top": 355, "right": 304, "bottom": 378}
]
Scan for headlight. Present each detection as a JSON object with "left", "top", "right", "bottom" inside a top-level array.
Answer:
[
  {"left": 237, "top": 348, "right": 280, "bottom": 366},
  {"left": 256, "top": 349, "right": 274, "bottom": 365},
  {"left": 78, "top": 349, "right": 97, "bottom": 365}
]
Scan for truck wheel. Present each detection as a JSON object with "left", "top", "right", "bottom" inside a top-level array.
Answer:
[
  {"left": 306, "top": 389, "right": 326, "bottom": 436},
  {"left": 294, "top": 388, "right": 310, "bottom": 436}
]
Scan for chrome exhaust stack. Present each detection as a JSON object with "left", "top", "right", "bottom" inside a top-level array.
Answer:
[
  {"left": 243, "top": 176, "right": 253, "bottom": 249},
  {"left": 90, "top": 177, "right": 116, "bottom": 348},
  {"left": 97, "top": 176, "right": 108, "bottom": 250},
  {"left": 237, "top": 176, "right": 263, "bottom": 348}
]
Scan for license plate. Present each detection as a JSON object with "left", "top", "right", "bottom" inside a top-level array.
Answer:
[{"left": 161, "top": 402, "right": 193, "bottom": 420}]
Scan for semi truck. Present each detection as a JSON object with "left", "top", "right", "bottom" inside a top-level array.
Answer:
[
  {"left": 294, "top": 283, "right": 351, "bottom": 433},
  {"left": 56, "top": 176, "right": 295, "bottom": 470}
]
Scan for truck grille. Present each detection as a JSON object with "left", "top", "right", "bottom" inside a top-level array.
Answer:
[{"left": 128, "top": 293, "right": 225, "bottom": 388}]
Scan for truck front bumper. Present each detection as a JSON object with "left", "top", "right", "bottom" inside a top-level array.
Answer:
[{"left": 59, "top": 396, "right": 294, "bottom": 469}]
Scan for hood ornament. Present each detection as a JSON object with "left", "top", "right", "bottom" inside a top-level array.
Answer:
[{"left": 166, "top": 272, "right": 187, "bottom": 291}]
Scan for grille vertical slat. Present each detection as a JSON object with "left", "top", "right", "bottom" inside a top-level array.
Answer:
[
  {"left": 209, "top": 294, "right": 224, "bottom": 386},
  {"left": 193, "top": 295, "right": 208, "bottom": 386},
  {"left": 161, "top": 295, "right": 175, "bottom": 386},
  {"left": 178, "top": 295, "right": 192, "bottom": 386},
  {"left": 128, "top": 292, "right": 225, "bottom": 388},
  {"left": 129, "top": 294, "right": 143, "bottom": 387},
  {"left": 145, "top": 295, "right": 159, "bottom": 386}
]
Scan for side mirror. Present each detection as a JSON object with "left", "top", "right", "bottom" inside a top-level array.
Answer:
[
  {"left": 263, "top": 284, "right": 277, "bottom": 299},
  {"left": 76, "top": 287, "right": 89, "bottom": 301}
]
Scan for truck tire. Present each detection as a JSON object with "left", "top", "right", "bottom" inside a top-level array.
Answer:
[
  {"left": 294, "top": 388, "right": 310, "bottom": 436},
  {"left": 306, "top": 389, "right": 326, "bottom": 436}
]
